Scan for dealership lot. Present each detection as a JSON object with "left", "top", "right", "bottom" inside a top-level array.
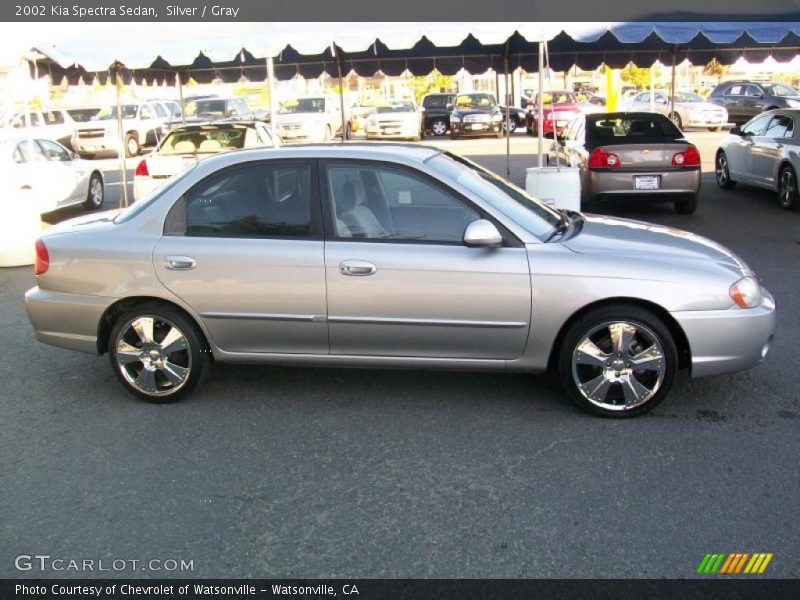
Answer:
[{"left": 2, "top": 133, "right": 798, "bottom": 578}]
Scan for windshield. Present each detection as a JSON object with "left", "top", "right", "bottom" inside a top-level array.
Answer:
[
  {"left": 158, "top": 127, "right": 251, "bottom": 154},
  {"left": 94, "top": 105, "right": 138, "bottom": 120},
  {"left": 537, "top": 92, "right": 576, "bottom": 105},
  {"left": 115, "top": 163, "right": 198, "bottom": 224},
  {"left": 279, "top": 98, "right": 325, "bottom": 114},
  {"left": 454, "top": 94, "right": 496, "bottom": 109},
  {"left": 185, "top": 100, "right": 227, "bottom": 117},
  {"left": 374, "top": 102, "right": 416, "bottom": 113},
  {"left": 674, "top": 91, "right": 704, "bottom": 103},
  {"left": 427, "top": 152, "right": 561, "bottom": 241},
  {"left": 763, "top": 83, "right": 799, "bottom": 97}
]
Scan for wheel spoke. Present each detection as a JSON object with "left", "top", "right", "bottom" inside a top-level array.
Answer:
[
  {"left": 609, "top": 322, "right": 636, "bottom": 355},
  {"left": 621, "top": 375, "right": 652, "bottom": 405},
  {"left": 135, "top": 368, "right": 158, "bottom": 393},
  {"left": 131, "top": 317, "right": 154, "bottom": 344},
  {"left": 629, "top": 345, "right": 664, "bottom": 371},
  {"left": 116, "top": 341, "right": 141, "bottom": 365},
  {"left": 574, "top": 338, "right": 611, "bottom": 367},
  {"left": 579, "top": 374, "right": 613, "bottom": 403},
  {"left": 160, "top": 326, "right": 188, "bottom": 355},
  {"left": 161, "top": 361, "right": 189, "bottom": 386}
]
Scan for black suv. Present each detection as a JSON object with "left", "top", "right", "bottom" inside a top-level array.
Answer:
[
  {"left": 421, "top": 93, "right": 455, "bottom": 136},
  {"left": 448, "top": 93, "right": 504, "bottom": 140},
  {"left": 708, "top": 81, "right": 800, "bottom": 124}
]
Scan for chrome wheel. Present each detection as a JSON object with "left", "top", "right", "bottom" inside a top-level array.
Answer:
[
  {"left": 114, "top": 316, "right": 191, "bottom": 398},
  {"left": 778, "top": 167, "right": 798, "bottom": 210},
  {"left": 431, "top": 119, "right": 448, "bottom": 136},
  {"left": 504, "top": 118, "right": 517, "bottom": 134},
  {"left": 716, "top": 154, "right": 729, "bottom": 186},
  {"left": 571, "top": 321, "right": 666, "bottom": 412},
  {"left": 126, "top": 136, "right": 139, "bottom": 157},
  {"left": 89, "top": 177, "right": 103, "bottom": 206}
]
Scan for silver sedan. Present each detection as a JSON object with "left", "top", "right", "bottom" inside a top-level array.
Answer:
[
  {"left": 715, "top": 108, "right": 800, "bottom": 210},
  {"left": 25, "top": 144, "right": 775, "bottom": 417}
]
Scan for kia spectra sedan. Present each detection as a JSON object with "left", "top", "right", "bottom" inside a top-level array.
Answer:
[{"left": 25, "top": 144, "right": 775, "bottom": 417}]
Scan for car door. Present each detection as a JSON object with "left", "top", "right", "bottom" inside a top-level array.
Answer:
[
  {"left": 321, "top": 160, "right": 531, "bottom": 359},
  {"left": 36, "top": 139, "right": 84, "bottom": 207},
  {"left": 153, "top": 159, "right": 329, "bottom": 355},
  {"left": 751, "top": 114, "right": 794, "bottom": 187},
  {"left": 741, "top": 85, "right": 766, "bottom": 121},
  {"left": 725, "top": 113, "right": 771, "bottom": 183},
  {"left": 720, "top": 84, "right": 746, "bottom": 122}
]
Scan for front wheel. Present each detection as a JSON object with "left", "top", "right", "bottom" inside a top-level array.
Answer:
[
  {"left": 674, "top": 195, "right": 698, "bottom": 215},
  {"left": 778, "top": 165, "right": 800, "bottom": 211},
  {"left": 83, "top": 173, "right": 104, "bottom": 210},
  {"left": 504, "top": 118, "right": 517, "bottom": 134},
  {"left": 108, "top": 304, "right": 208, "bottom": 403},
  {"left": 557, "top": 305, "right": 678, "bottom": 418},
  {"left": 124, "top": 133, "right": 139, "bottom": 158},
  {"left": 715, "top": 151, "right": 736, "bottom": 190}
]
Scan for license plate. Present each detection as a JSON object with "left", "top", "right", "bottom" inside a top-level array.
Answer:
[
  {"left": 470, "top": 124, "right": 484, "bottom": 131},
  {"left": 634, "top": 175, "right": 660, "bottom": 190}
]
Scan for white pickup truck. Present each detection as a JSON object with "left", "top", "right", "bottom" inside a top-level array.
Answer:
[{"left": 71, "top": 100, "right": 178, "bottom": 158}]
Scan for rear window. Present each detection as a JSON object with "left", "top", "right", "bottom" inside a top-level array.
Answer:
[
  {"left": 586, "top": 115, "right": 682, "bottom": 147},
  {"left": 159, "top": 127, "right": 249, "bottom": 154},
  {"left": 422, "top": 95, "right": 452, "bottom": 108}
]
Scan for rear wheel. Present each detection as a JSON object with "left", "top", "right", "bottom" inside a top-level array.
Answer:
[
  {"left": 715, "top": 151, "right": 736, "bottom": 189},
  {"left": 778, "top": 165, "right": 800, "bottom": 211},
  {"left": 557, "top": 305, "right": 678, "bottom": 418},
  {"left": 108, "top": 303, "right": 208, "bottom": 403},
  {"left": 430, "top": 118, "right": 448, "bottom": 137},
  {"left": 674, "top": 195, "right": 698, "bottom": 215},
  {"left": 82, "top": 173, "right": 104, "bottom": 210},
  {"left": 124, "top": 133, "right": 140, "bottom": 158}
]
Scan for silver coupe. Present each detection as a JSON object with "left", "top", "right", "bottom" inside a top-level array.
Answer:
[{"left": 25, "top": 144, "right": 775, "bottom": 417}]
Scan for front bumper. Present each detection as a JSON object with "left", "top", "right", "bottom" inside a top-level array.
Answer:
[
  {"left": 450, "top": 121, "right": 502, "bottom": 136},
  {"left": 672, "top": 290, "right": 776, "bottom": 378},
  {"left": 25, "top": 287, "right": 116, "bottom": 355},
  {"left": 72, "top": 134, "right": 118, "bottom": 154}
]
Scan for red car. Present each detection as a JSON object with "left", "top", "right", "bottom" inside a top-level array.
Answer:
[{"left": 526, "top": 90, "right": 583, "bottom": 135}]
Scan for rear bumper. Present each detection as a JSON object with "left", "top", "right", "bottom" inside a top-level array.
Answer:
[
  {"left": 672, "top": 290, "right": 776, "bottom": 378},
  {"left": 587, "top": 168, "right": 701, "bottom": 200},
  {"left": 25, "top": 287, "right": 116, "bottom": 355}
]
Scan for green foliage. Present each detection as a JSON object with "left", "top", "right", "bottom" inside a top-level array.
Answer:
[
  {"left": 620, "top": 64, "right": 652, "bottom": 90},
  {"left": 406, "top": 72, "right": 456, "bottom": 103}
]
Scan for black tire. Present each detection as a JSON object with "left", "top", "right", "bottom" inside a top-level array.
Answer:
[
  {"left": 674, "top": 195, "right": 698, "bottom": 215},
  {"left": 124, "top": 132, "right": 140, "bottom": 158},
  {"left": 715, "top": 151, "right": 736, "bottom": 190},
  {"left": 82, "top": 173, "right": 104, "bottom": 210},
  {"left": 777, "top": 164, "right": 800, "bottom": 211},
  {"left": 557, "top": 304, "right": 678, "bottom": 418},
  {"left": 430, "top": 118, "right": 448, "bottom": 137},
  {"left": 108, "top": 303, "right": 209, "bottom": 403}
]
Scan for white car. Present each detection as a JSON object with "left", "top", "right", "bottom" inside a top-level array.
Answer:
[
  {"left": 0, "top": 137, "right": 104, "bottom": 212},
  {"left": 275, "top": 96, "right": 344, "bottom": 143},
  {"left": 627, "top": 90, "right": 729, "bottom": 131},
  {"left": 72, "top": 100, "right": 174, "bottom": 158},
  {"left": 4, "top": 109, "right": 78, "bottom": 148},
  {"left": 133, "top": 121, "right": 277, "bottom": 201},
  {"left": 365, "top": 101, "right": 423, "bottom": 141}
]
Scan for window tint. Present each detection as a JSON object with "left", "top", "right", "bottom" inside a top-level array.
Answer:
[
  {"left": 586, "top": 114, "right": 681, "bottom": 145},
  {"left": 185, "top": 162, "right": 313, "bottom": 237},
  {"left": 37, "top": 139, "right": 70, "bottom": 160},
  {"left": 764, "top": 115, "right": 794, "bottom": 138},
  {"left": 745, "top": 85, "right": 763, "bottom": 97},
  {"left": 726, "top": 84, "right": 744, "bottom": 96},
  {"left": 327, "top": 163, "right": 479, "bottom": 242},
  {"left": 741, "top": 113, "right": 772, "bottom": 136},
  {"left": 423, "top": 95, "right": 451, "bottom": 109}
]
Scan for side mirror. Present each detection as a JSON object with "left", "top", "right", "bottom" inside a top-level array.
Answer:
[
  {"left": 463, "top": 219, "right": 502, "bottom": 248},
  {"left": 730, "top": 126, "right": 743, "bottom": 136}
]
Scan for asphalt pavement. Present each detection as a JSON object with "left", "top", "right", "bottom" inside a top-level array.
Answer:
[{"left": 2, "top": 133, "right": 799, "bottom": 579}]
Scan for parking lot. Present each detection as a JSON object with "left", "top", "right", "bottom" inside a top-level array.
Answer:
[{"left": 2, "top": 131, "right": 799, "bottom": 578}]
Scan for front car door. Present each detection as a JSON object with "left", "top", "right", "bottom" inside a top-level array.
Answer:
[
  {"left": 153, "top": 159, "right": 328, "bottom": 355},
  {"left": 751, "top": 113, "right": 794, "bottom": 187},
  {"left": 721, "top": 84, "right": 746, "bottom": 122},
  {"left": 725, "top": 113, "right": 772, "bottom": 183},
  {"left": 321, "top": 159, "right": 531, "bottom": 359},
  {"left": 36, "top": 139, "right": 84, "bottom": 207}
]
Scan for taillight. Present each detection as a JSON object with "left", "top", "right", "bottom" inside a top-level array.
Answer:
[
  {"left": 34, "top": 239, "right": 49, "bottom": 276},
  {"left": 588, "top": 147, "right": 621, "bottom": 168},
  {"left": 134, "top": 159, "right": 149, "bottom": 177},
  {"left": 672, "top": 145, "right": 701, "bottom": 167}
]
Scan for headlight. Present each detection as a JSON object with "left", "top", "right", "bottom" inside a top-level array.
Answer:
[
  {"left": 730, "top": 276, "right": 763, "bottom": 308},
  {"left": 785, "top": 99, "right": 800, "bottom": 108},
  {"left": 450, "top": 115, "right": 461, "bottom": 123},
  {"left": 492, "top": 113, "right": 503, "bottom": 122}
]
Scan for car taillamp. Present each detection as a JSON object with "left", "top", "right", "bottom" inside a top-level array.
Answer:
[
  {"left": 34, "top": 239, "right": 49, "bottom": 276},
  {"left": 672, "top": 145, "right": 701, "bottom": 167},
  {"left": 134, "top": 160, "right": 149, "bottom": 177},
  {"left": 588, "top": 147, "right": 621, "bottom": 168},
  {"left": 730, "top": 276, "right": 762, "bottom": 308}
]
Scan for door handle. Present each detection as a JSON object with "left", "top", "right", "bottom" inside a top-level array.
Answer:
[
  {"left": 340, "top": 259, "right": 376, "bottom": 276},
  {"left": 164, "top": 255, "right": 196, "bottom": 270}
]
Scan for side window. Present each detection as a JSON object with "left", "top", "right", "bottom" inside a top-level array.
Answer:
[
  {"left": 327, "top": 163, "right": 479, "bottom": 242},
  {"left": 741, "top": 114, "right": 772, "bottom": 136},
  {"left": 185, "top": 162, "right": 313, "bottom": 238},
  {"left": 745, "top": 85, "right": 763, "bottom": 97},
  {"left": 14, "top": 113, "right": 41, "bottom": 127},
  {"left": 38, "top": 139, "right": 70, "bottom": 161},
  {"left": 255, "top": 123, "right": 273, "bottom": 146},
  {"left": 726, "top": 85, "right": 744, "bottom": 96},
  {"left": 42, "top": 111, "right": 65, "bottom": 125},
  {"left": 139, "top": 105, "right": 153, "bottom": 119},
  {"left": 764, "top": 115, "right": 793, "bottom": 138},
  {"left": 15, "top": 140, "right": 47, "bottom": 163},
  {"left": 231, "top": 99, "right": 249, "bottom": 115},
  {"left": 153, "top": 103, "right": 168, "bottom": 118},
  {"left": 634, "top": 93, "right": 648, "bottom": 103}
]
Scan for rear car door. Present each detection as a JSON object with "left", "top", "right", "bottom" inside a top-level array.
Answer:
[
  {"left": 741, "top": 85, "right": 766, "bottom": 120},
  {"left": 720, "top": 84, "right": 746, "bottom": 122},
  {"left": 321, "top": 160, "right": 531, "bottom": 359},
  {"left": 153, "top": 159, "right": 329, "bottom": 355}
]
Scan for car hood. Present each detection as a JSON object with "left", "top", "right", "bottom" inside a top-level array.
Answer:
[{"left": 563, "top": 214, "right": 749, "bottom": 274}]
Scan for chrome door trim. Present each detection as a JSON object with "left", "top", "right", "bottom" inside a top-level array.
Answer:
[
  {"left": 201, "top": 312, "right": 325, "bottom": 322},
  {"left": 327, "top": 315, "right": 528, "bottom": 328}
]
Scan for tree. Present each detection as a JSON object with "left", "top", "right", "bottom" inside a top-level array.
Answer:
[
  {"left": 620, "top": 64, "right": 651, "bottom": 90},
  {"left": 407, "top": 72, "right": 456, "bottom": 103},
  {"left": 703, "top": 59, "right": 727, "bottom": 84}
]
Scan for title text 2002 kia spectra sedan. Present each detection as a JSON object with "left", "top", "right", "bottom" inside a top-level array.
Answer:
[{"left": 25, "top": 144, "right": 775, "bottom": 417}]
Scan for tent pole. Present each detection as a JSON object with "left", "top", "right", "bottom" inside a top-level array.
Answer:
[
  {"left": 177, "top": 71, "right": 185, "bottom": 126},
  {"left": 649, "top": 64, "right": 655, "bottom": 113},
  {"left": 115, "top": 64, "right": 129, "bottom": 208},
  {"left": 669, "top": 46, "right": 677, "bottom": 123},
  {"left": 537, "top": 42, "right": 544, "bottom": 168},
  {"left": 504, "top": 54, "right": 510, "bottom": 178},
  {"left": 266, "top": 57, "right": 278, "bottom": 148},
  {"left": 336, "top": 58, "right": 347, "bottom": 142}
]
